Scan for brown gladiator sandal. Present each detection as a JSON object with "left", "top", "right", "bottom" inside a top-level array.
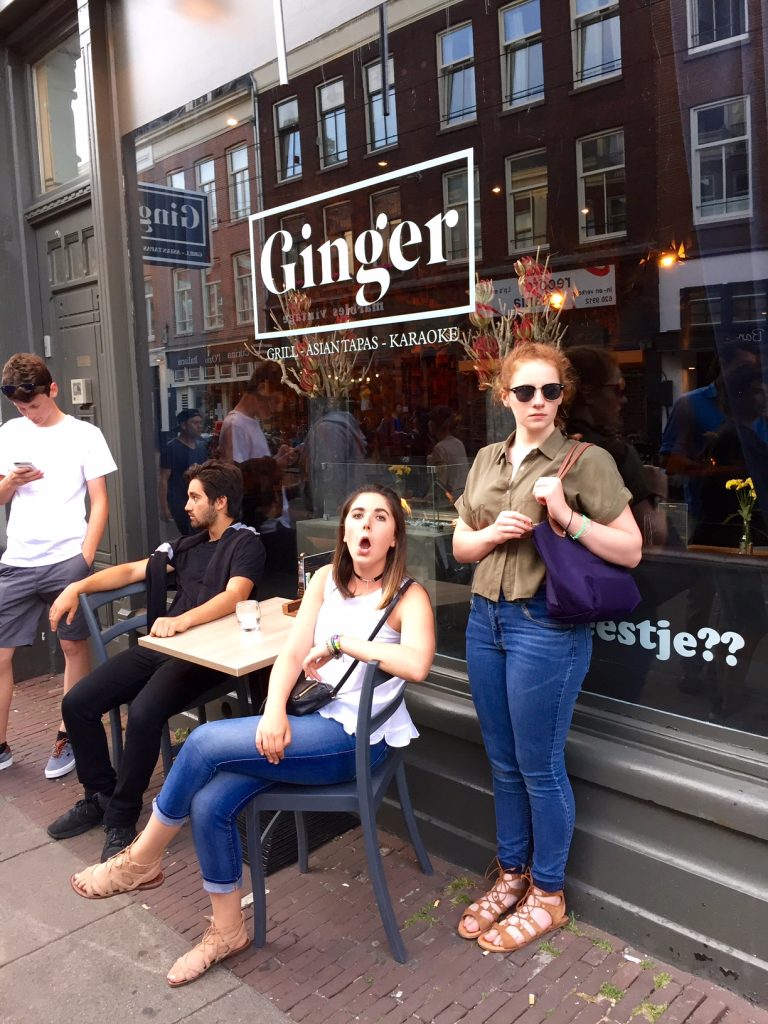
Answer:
[
  {"left": 166, "top": 915, "right": 250, "bottom": 987},
  {"left": 70, "top": 838, "right": 164, "bottom": 900},
  {"left": 457, "top": 862, "right": 530, "bottom": 940},
  {"left": 477, "top": 884, "right": 568, "bottom": 952}
]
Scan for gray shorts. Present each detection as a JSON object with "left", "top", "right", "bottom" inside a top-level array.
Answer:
[{"left": 0, "top": 553, "right": 93, "bottom": 646}]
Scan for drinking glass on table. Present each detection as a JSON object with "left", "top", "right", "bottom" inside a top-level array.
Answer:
[{"left": 235, "top": 600, "right": 261, "bottom": 632}]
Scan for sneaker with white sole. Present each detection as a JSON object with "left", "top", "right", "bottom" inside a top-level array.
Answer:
[
  {"left": 45, "top": 738, "right": 76, "bottom": 779},
  {"left": 0, "top": 745, "right": 12, "bottom": 771}
]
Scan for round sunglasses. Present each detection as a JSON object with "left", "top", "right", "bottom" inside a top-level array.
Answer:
[{"left": 506, "top": 383, "right": 565, "bottom": 402}]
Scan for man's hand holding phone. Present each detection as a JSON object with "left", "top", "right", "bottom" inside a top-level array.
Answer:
[{"left": 11, "top": 462, "right": 44, "bottom": 484}]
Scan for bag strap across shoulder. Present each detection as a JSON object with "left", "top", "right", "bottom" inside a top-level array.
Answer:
[
  {"left": 547, "top": 441, "right": 593, "bottom": 537},
  {"left": 329, "top": 577, "right": 414, "bottom": 698},
  {"left": 557, "top": 440, "right": 593, "bottom": 480}
]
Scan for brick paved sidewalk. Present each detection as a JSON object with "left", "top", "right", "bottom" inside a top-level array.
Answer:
[{"left": 3, "top": 673, "right": 767, "bottom": 1024}]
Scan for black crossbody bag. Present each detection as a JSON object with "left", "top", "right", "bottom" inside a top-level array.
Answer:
[{"left": 286, "top": 578, "right": 414, "bottom": 716}]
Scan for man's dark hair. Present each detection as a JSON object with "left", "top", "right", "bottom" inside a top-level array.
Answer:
[
  {"left": 244, "top": 360, "right": 283, "bottom": 394},
  {"left": 184, "top": 459, "right": 243, "bottom": 520},
  {"left": 1, "top": 353, "right": 53, "bottom": 401},
  {"left": 177, "top": 408, "right": 201, "bottom": 426}
]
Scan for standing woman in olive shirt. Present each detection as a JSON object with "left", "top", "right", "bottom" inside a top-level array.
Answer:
[{"left": 454, "top": 342, "right": 641, "bottom": 952}]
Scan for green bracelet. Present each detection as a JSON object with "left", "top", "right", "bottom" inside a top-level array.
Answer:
[{"left": 570, "top": 514, "right": 591, "bottom": 541}]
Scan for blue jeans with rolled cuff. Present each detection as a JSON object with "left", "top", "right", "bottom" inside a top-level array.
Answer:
[
  {"left": 153, "top": 714, "right": 387, "bottom": 893},
  {"left": 466, "top": 590, "right": 592, "bottom": 892}
]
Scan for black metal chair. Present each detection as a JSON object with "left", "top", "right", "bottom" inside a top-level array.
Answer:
[
  {"left": 79, "top": 583, "right": 252, "bottom": 774},
  {"left": 245, "top": 660, "right": 433, "bottom": 963}
]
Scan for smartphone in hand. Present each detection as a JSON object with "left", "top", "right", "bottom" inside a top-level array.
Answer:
[{"left": 14, "top": 462, "right": 39, "bottom": 471}]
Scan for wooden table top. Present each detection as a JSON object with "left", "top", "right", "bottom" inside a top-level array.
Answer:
[{"left": 138, "top": 595, "right": 294, "bottom": 676}]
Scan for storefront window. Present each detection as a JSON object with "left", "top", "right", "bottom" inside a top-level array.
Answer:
[
  {"left": 126, "top": 1, "right": 767, "bottom": 739},
  {"left": 33, "top": 33, "right": 90, "bottom": 192}
]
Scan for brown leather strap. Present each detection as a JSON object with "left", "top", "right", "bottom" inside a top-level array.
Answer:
[
  {"left": 548, "top": 441, "right": 593, "bottom": 536},
  {"left": 557, "top": 440, "right": 592, "bottom": 480}
]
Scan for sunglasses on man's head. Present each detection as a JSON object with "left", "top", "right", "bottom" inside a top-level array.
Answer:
[
  {"left": 0, "top": 383, "right": 49, "bottom": 400},
  {"left": 506, "top": 383, "right": 565, "bottom": 402}
]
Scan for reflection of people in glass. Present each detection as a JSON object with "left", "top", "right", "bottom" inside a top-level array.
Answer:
[
  {"left": 565, "top": 347, "right": 668, "bottom": 546},
  {"left": 690, "top": 363, "right": 767, "bottom": 547},
  {"left": 303, "top": 399, "right": 367, "bottom": 518},
  {"left": 218, "top": 363, "right": 299, "bottom": 578},
  {"left": 159, "top": 409, "right": 208, "bottom": 535},
  {"left": 69, "top": 486, "right": 435, "bottom": 987},
  {"left": 453, "top": 342, "right": 640, "bottom": 952},
  {"left": 660, "top": 363, "right": 726, "bottom": 524},
  {"left": 427, "top": 405, "right": 469, "bottom": 503}
]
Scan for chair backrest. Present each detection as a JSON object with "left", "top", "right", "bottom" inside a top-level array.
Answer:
[
  {"left": 79, "top": 582, "right": 148, "bottom": 667},
  {"left": 353, "top": 660, "right": 407, "bottom": 788},
  {"left": 297, "top": 549, "right": 334, "bottom": 598}
]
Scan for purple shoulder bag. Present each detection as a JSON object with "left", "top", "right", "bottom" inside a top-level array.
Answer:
[{"left": 531, "top": 442, "right": 641, "bottom": 624}]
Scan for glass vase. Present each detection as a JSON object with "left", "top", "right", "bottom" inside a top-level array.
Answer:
[{"left": 738, "top": 521, "right": 753, "bottom": 555}]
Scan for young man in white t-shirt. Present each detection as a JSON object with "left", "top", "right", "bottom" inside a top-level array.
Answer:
[{"left": 0, "top": 353, "right": 117, "bottom": 776}]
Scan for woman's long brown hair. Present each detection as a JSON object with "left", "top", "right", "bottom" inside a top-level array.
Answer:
[{"left": 333, "top": 485, "right": 408, "bottom": 608}]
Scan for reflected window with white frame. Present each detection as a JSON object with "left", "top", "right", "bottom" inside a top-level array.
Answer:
[
  {"left": 275, "top": 97, "right": 302, "bottom": 181},
  {"left": 438, "top": 23, "right": 476, "bottom": 127},
  {"left": 317, "top": 79, "right": 348, "bottom": 168},
  {"left": 202, "top": 266, "right": 224, "bottom": 330},
  {"left": 577, "top": 129, "right": 626, "bottom": 241},
  {"left": 173, "top": 269, "right": 193, "bottom": 334},
  {"left": 573, "top": 0, "right": 621, "bottom": 85},
  {"left": 443, "top": 167, "right": 481, "bottom": 263},
  {"left": 280, "top": 213, "right": 307, "bottom": 289},
  {"left": 323, "top": 201, "right": 354, "bottom": 276},
  {"left": 167, "top": 170, "right": 185, "bottom": 189},
  {"left": 688, "top": 288, "right": 722, "bottom": 325},
  {"left": 688, "top": 0, "right": 747, "bottom": 49},
  {"left": 33, "top": 34, "right": 90, "bottom": 192},
  {"left": 195, "top": 159, "right": 217, "bottom": 228},
  {"left": 144, "top": 278, "right": 155, "bottom": 341},
  {"left": 233, "top": 252, "right": 253, "bottom": 324},
  {"left": 370, "top": 188, "right": 402, "bottom": 259},
  {"left": 365, "top": 58, "right": 398, "bottom": 151},
  {"left": 731, "top": 291, "right": 761, "bottom": 322},
  {"left": 500, "top": 1, "right": 544, "bottom": 108},
  {"left": 692, "top": 97, "right": 750, "bottom": 223},
  {"left": 228, "top": 146, "right": 251, "bottom": 219},
  {"left": 506, "top": 151, "right": 548, "bottom": 252}
]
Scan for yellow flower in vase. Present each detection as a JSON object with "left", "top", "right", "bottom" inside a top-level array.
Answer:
[
  {"left": 725, "top": 477, "right": 758, "bottom": 553},
  {"left": 388, "top": 464, "right": 412, "bottom": 499}
]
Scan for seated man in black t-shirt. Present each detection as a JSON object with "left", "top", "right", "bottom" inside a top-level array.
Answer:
[{"left": 46, "top": 460, "right": 265, "bottom": 862}]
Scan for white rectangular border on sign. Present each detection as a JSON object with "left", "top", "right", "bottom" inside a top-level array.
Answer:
[{"left": 248, "top": 148, "right": 475, "bottom": 340}]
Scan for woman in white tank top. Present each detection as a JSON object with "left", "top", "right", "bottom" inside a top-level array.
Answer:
[{"left": 70, "top": 485, "right": 435, "bottom": 987}]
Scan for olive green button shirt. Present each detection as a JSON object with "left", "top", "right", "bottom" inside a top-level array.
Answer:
[{"left": 455, "top": 430, "right": 632, "bottom": 602}]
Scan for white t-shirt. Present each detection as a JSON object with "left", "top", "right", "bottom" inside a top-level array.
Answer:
[
  {"left": 223, "top": 409, "right": 270, "bottom": 461},
  {"left": 314, "top": 574, "right": 418, "bottom": 748},
  {"left": 222, "top": 410, "right": 290, "bottom": 530},
  {"left": 0, "top": 415, "right": 117, "bottom": 567}
]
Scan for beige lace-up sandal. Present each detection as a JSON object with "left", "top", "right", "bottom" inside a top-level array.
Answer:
[
  {"left": 166, "top": 915, "right": 250, "bottom": 987},
  {"left": 477, "top": 884, "right": 568, "bottom": 952},
  {"left": 457, "top": 862, "right": 530, "bottom": 940},
  {"left": 70, "top": 838, "right": 164, "bottom": 899}
]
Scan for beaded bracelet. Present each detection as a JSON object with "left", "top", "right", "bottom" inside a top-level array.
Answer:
[
  {"left": 329, "top": 634, "right": 342, "bottom": 658},
  {"left": 570, "top": 514, "right": 591, "bottom": 541}
]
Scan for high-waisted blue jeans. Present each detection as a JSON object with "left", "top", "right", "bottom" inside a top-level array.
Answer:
[
  {"left": 153, "top": 714, "right": 387, "bottom": 893},
  {"left": 466, "top": 590, "right": 592, "bottom": 891}
]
